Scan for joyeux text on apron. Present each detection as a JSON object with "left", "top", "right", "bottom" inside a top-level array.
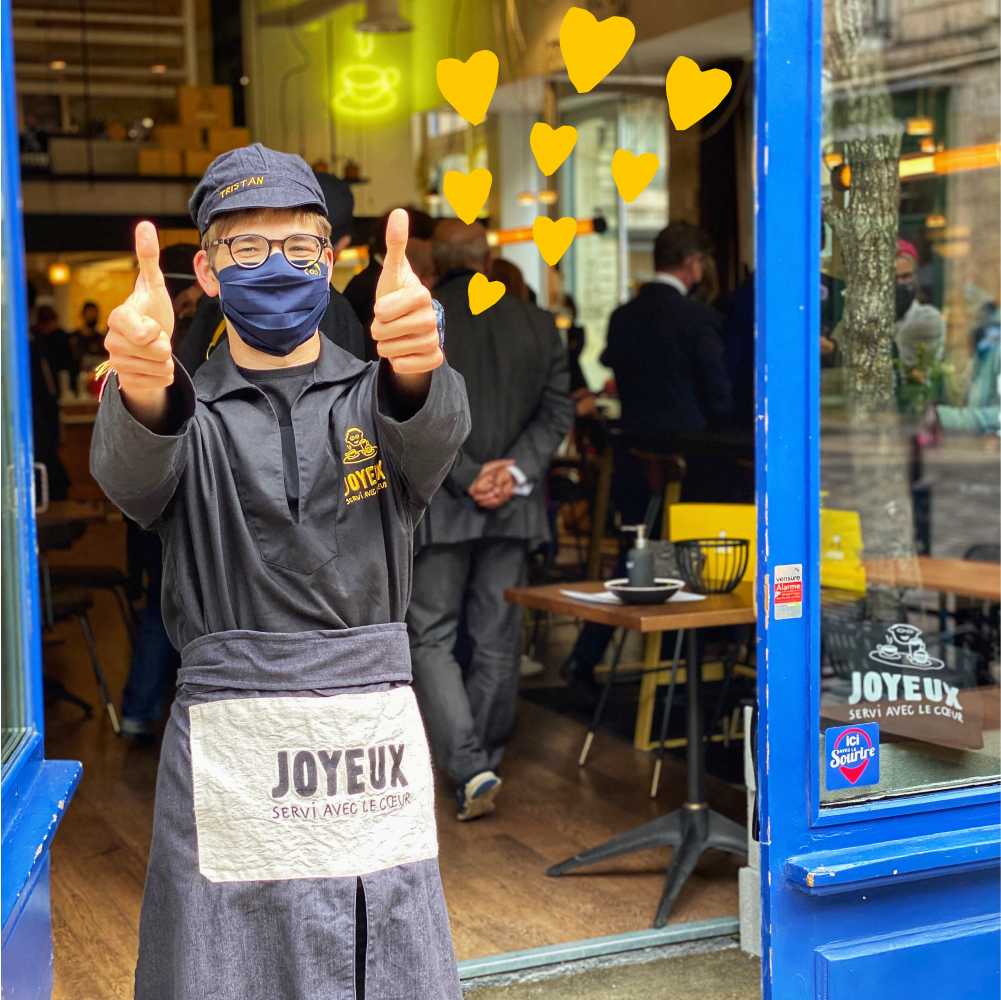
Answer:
[{"left": 189, "top": 685, "right": 437, "bottom": 882}]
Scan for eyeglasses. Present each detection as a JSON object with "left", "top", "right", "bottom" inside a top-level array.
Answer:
[{"left": 210, "top": 233, "right": 330, "bottom": 269}]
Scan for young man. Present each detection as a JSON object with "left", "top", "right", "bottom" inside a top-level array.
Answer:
[{"left": 91, "top": 144, "right": 470, "bottom": 999}]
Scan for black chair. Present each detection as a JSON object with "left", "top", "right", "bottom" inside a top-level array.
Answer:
[
  {"left": 37, "top": 520, "right": 136, "bottom": 641},
  {"left": 47, "top": 564, "right": 136, "bottom": 641},
  {"left": 45, "top": 585, "right": 120, "bottom": 734}
]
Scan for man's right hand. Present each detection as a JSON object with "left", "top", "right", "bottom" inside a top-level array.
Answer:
[
  {"left": 105, "top": 221, "right": 175, "bottom": 428},
  {"left": 468, "top": 459, "right": 516, "bottom": 510}
]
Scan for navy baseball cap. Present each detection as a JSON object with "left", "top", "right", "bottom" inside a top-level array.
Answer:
[{"left": 188, "top": 143, "right": 327, "bottom": 234}]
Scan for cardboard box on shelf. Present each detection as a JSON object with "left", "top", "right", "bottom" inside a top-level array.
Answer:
[
  {"left": 49, "top": 138, "right": 145, "bottom": 175},
  {"left": 137, "top": 148, "right": 184, "bottom": 176},
  {"left": 177, "top": 86, "right": 233, "bottom": 128},
  {"left": 183, "top": 149, "right": 216, "bottom": 177},
  {"left": 153, "top": 124, "right": 204, "bottom": 151},
  {"left": 207, "top": 127, "right": 251, "bottom": 154}
]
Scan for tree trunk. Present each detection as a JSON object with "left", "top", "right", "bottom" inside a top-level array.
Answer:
[{"left": 822, "top": 0, "right": 915, "bottom": 566}]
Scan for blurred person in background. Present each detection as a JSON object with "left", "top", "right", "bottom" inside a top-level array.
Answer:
[
  {"left": 562, "top": 222, "right": 733, "bottom": 689},
  {"left": 117, "top": 242, "right": 207, "bottom": 740},
  {"left": 692, "top": 254, "right": 721, "bottom": 309},
  {"left": 175, "top": 171, "right": 364, "bottom": 375},
  {"left": 69, "top": 300, "right": 107, "bottom": 370},
  {"left": 723, "top": 275, "right": 755, "bottom": 430},
  {"left": 407, "top": 233, "right": 438, "bottom": 289},
  {"left": 489, "top": 258, "right": 530, "bottom": 301},
  {"left": 938, "top": 303, "right": 1000, "bottom": 435},
  {"left": 29, "top": 304, "right": 77, "bottom": 500},
  {"left": 407, "top": 219, "right": 574, "bottom": 822},
  {"left": 560, "top": 292, "right": 598, "bottom": 418},
  {"left": 344, "top": 205, "right": 436, "bottom": 358},
  {"left": 895, "top": 238, "right": 945, "bottom": 369},
  {"left": 159, "top": 242, "right": 203, "bottom": 348}
]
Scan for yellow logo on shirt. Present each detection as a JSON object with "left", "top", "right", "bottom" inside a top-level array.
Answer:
[
  {"left": 344, "top": 460, "right": 387, "bottom": 505},
  {"left": 343, "top": 427, "right": 378, "bottom": 464}
]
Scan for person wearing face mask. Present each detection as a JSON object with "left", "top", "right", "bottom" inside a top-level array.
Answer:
[
  {"left": 894, "top": 239, "right": 945, "bottom": 369},
  {"left": 89, "top": 144, "right": 470, "bottom": 1000},
  {"left": 174, "top": 167, "right": 365, "bottom": 376},
  {"left": 69, "top": 300, "right": 108, "bottom": 370},
  {"left": 159, "top": 242, "right": 203, "bottom": 347}
]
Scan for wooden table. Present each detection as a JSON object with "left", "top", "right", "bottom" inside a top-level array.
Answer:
[
  {"left": 864, "top": 557, "right": 999, "bottom": 602},
  {"left": 505, "top": 579, "right": 756, "bottom": 927},
  {"left": 507, "top": 580, "right": 756, "bottom": 752}
]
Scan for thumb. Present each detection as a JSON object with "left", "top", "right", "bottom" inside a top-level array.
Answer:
[
  {"left": 135, "top": 220, "right": 165, "bottom": 292},
  {"left": 375, "top": 208, "right": 412, "bottom": 299}
]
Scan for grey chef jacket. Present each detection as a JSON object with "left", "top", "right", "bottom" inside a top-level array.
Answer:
[{"left": 90, "top": 339, "right": 471, "bottom": 652}]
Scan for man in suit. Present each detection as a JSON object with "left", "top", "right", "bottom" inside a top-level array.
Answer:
[
  {"left": 564, "top": 222, "right": 733, "bottom": 687},
  {"left": 407, "top": 219, "right": 575, "bottom": 821}
]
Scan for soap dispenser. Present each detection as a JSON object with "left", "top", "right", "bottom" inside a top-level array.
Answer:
[{"left": 623, "top": 524, "right": 654, "bottom": 588}]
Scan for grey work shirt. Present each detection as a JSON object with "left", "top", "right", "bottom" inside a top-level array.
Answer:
[{"left": 90, "top": 339, "right": 471, "bottom": 652}]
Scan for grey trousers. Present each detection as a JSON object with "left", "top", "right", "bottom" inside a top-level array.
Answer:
[{"left": 407, "top": 538, "right": 527, "bottom": 787}]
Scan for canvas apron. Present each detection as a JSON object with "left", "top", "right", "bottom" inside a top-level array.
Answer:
[{"left": 135, "top": 623, "right": 461, "bottom": 1000}]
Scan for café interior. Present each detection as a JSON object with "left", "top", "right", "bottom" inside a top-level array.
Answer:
[{"left": 9, "top": 0, "right": 1000, "bottom": 994}]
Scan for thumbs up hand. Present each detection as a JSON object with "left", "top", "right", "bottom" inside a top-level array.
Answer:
[
  {"left": 371, "top": 209, "right": 443, "bottom": 375},
  {"left": 105, "top": 221, "right": 175, "bottom": 426}
]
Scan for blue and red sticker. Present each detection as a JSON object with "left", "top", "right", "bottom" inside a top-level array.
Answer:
[{"left": 824, "top": 722, "right": 880, "bottom": 791}]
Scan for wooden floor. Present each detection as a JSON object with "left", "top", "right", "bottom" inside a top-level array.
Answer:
[{"left": 43, "top": 520, "right": 745, "bottom": 999}]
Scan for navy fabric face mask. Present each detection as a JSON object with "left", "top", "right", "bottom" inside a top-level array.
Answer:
[{"left": 216, "top": 251, "right": 330, "bottom": 357}]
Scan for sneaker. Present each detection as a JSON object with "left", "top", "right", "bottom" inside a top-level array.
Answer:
[
  {"left": 520, "top": 654, "right": 545, "bottom": 678},
  {"left": 456, "top": 770, "right": 502, "bottom": 821},
  {"left": 118, "top": 716, "right": 157, "bottom": 742}
]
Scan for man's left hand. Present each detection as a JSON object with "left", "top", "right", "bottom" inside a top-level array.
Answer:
[{"left": 371, "top": 208, "right": 443, "bottom": 375}]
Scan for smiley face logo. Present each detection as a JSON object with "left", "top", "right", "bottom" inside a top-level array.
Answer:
[
  {"left": 344, "top": 426, "right": 378, "bottom": 464},
  {"left": 304, "top": 263, "right": 321, "bottom": 276}
]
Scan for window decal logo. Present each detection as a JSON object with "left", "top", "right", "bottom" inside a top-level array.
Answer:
[
  {"left": 825, "top": 722, "right": 880, "bottom": 790},
  {"left": 868, "top": 624, "right": 944, "bottom": 671}
]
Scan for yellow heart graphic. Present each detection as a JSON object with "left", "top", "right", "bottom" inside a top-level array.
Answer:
[
  {"left": 665, "top": 56, "right": 732, "bottom": 131},
  {"left": 436, "top": 50, "right": 499, "bottom": 127},
  {"left": 533, "top": 216, "right": 577, "bottom": 266},
  {"left": 468, "top": 272, "right": 505, "bottom": 315},
  {"left": 559, "top": 7, "right": 635, "bottom": 94},
  {"left": 530, "top": 123, "right": 578, "bottom": 176},
  {"left": 611, "top": 149, "right": 660, "bottom": 203},
  {"left": 443, "top": 169, "right": 492, "bottom": 225}
]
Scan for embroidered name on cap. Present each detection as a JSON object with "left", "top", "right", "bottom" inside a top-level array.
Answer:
[{"left": 219, "top": 175, "right": 265, "bottom": 198}]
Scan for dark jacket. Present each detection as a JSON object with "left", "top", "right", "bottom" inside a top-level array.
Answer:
[
  {"left": 602, "top": 282, "right": 732, "bottom": 434},
  {"left": 418, "top": 269, "right": 575, "bottom": 548},
  {"left": 90, "top": 340, "right": 470, "bottom": 651},
  {"left": 174, "top": 287, "right": 367, "bottom": 378}
]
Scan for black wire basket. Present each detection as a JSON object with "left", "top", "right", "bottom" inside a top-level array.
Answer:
[{"left": 674, "top": 538, "right": 750, "bottom": 594}]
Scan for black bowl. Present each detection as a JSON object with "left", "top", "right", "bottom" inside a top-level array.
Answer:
[
  {"left": 604, "top": 577, "right": 686, "bottom": 605},
  {"left": 674, "top": 538, "right": 749, "bottom": 594}
]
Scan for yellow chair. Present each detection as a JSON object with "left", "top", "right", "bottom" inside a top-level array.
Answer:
[{"left": 667, "top": 502, "right": 757, "bottom": 584}]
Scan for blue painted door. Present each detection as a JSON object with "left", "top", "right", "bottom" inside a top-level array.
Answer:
[
  {"left": 754, "top": 0, "right": 1000, "bottom": 997},
  {"left": 0, "top": 0, "right": 82, "bottom": 993}
]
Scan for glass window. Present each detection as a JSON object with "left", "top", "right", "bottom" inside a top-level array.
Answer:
[
  {"left": 561, "top": 99, "right": 622, "bottom": 389},
  {"left": 1, "top": 192, "right": 28, "bottom": 766},
  {"left": 818, "top": 0, "right": 1000, "bottom": 806}
]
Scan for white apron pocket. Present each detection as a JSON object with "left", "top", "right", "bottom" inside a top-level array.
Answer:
[{"left": 188, "top": 686, "right": 438, "bottom": 882}]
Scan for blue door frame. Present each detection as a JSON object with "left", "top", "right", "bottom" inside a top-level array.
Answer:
[
  {"left": 1, "top": 0, "right": 82, "bottom": 993},
  {"left": 753, "top": 1, "right": 1000, "bottom": 996}
]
